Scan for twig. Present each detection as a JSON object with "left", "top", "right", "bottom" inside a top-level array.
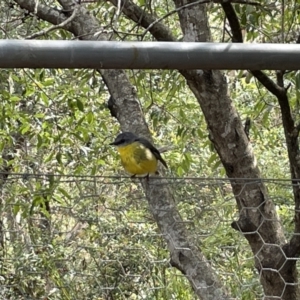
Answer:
[
  {"left": 26, "top": 5, "right": 79, "bottom": 39},
  {"left": 244, "top": 117, "right": 251, "bottom": 141},
  {"left": 158, "top": 146, "right": 175, "bottom": 153},
  {"left": 226, "top": 0, "right": 261, "bottom": 6}
]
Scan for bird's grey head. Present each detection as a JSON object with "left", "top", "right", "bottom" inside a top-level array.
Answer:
[{"left": 110, "top": 132, "right": 138, "bottom": 147}]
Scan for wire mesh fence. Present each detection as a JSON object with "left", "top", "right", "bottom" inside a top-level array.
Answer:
[{"left": 0, "top": 173, "right": 297, "bottom": 299}]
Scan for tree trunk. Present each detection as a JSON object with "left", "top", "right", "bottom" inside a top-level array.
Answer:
[{"left": 172, "top": 0, "right": 299, "bottom": 298}]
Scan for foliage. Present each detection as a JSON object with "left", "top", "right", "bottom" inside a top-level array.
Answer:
[{"left": 0, "top": 0, "right": 299, "bottom": 298}]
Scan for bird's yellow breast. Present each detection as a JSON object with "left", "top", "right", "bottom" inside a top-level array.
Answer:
[{"left": 116, "top": 142, "right": 158, "bottom": 175}]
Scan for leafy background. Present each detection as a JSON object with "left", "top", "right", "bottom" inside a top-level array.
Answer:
[{"left": 0, "top": 0, "right": 299, "bottom": 299}]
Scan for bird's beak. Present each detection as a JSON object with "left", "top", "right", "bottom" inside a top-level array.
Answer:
[{"left": 109, "top": 141, "right": 116, "bottom": 146}]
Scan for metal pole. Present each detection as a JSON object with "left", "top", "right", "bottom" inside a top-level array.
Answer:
[{"left": 0, "top": 40, "right": 299, "bottom": 70}]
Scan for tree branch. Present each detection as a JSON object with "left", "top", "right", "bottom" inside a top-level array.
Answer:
[
  {"left": 12, "top": 0, "right": 69, "bottom": 29},
  {"left": 220, "top": 2, "right": 243, "bottom": 42},
  {"left": 220, "top": 1, "right": 286, "bottom": 96},
  {"left": 26, "top": 4, "right": 79, "bottom": 39},
  {"left": 221, "top": 0, "right": 300, "bottom": 261},
  {"left": 228, "top": 0, "right": 261, "bottom": 5},
  {"left": 108, "top": 0, "right": 176, "bottom": 41},
  {"left": 108, "top": 0, "right": 260, "bottom": 41},
  {"left": 221, "top": 0, "right": 296, "bottom": 132},
  {"left": 141, "top": 0, "right": 210, "bottom": 39},
  {"left": 250, "top": 70, "right": 285, "bottom": 98}
]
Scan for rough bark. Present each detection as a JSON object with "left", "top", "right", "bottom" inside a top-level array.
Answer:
[
  {"left": 173, "top": 0, "right": 298, "bottom": 297},
  {"left": 12, "top": 0, "right": 230, "bottom": 298},
  {"left": 222, "top": 2, "right": 300, "bottom": 298}
]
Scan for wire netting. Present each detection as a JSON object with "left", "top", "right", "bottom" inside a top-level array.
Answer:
[{"left": 0, "top": 173, "right": 297, "bottom": 299}]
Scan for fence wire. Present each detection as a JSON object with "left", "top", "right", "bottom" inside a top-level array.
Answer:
[{"left": 0, "top": 173, "right": 297, "bottom": 299}]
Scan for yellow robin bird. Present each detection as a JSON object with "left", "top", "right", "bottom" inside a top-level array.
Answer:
[{"left": 110, "top": 132, "right": 168, "bottom": 178}]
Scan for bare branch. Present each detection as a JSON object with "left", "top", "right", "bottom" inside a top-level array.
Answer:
[
  {"left": 220, "top": 2, "right": 243, "bottom": 42},
  {"left": 26, "top": 5, "right": 79, "bottom": 39},
  {"left": 251, "top": 70, "right": 285, "bottom": 98},
  {"left": 220, "top": 1, "right": 286, "bottom": 98},
  {"left": 276, "top": 70, "right": 285, "bottom": 87},
  {"left": 107, "top": 0, "right": 176, "bottom": 41},
  {"left": 13, "top": 0, "right": 68, "bottom": 29},
  {"left": 244, "top": 117, "right": 251, "bottom": 140},
  {"left": 65, "top": 222, "right": 89, "bottom": 245},
  {"left": 158, "top": 145, "right": 175, "bottom": 153},
  {"left": 228, "top": 0, "right": 261, "bottom": 5}
]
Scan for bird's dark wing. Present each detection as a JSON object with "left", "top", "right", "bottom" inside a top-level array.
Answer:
[{"left": 137, "top": 137, "right": 168, "bottom": 169}]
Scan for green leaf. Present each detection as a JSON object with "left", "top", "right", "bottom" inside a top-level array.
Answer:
[
  {"left": 37, "top": 134, "right": 43, "bottom": 148},
  {"left": 56, "top": 152, "right": 62, "bottom": 164},
  {"left": 48, "top": 174, "right": 55, "bottom": 187},
  {"left": 43, "top": 78, "right": 55, "bottom": 86},
  {"left": 41, "top": 92, "right": 49, "bottom": 105},
  {"left": 91, "top": 165, "right": 97, "bottom": 175},
  {"left": 13, "top": 204, "right": 20, "bottom": 216},
  {"left": 207, "top": 153, "right": 218, "bottom": 166},
  {"left": 177, "top": 165, "right": 184, "bottom": 176},
  {"left": 87, "top": 111, "right": 94, "bottom": 123},
  {"left": 21, "top": 124, "right": 31, "bottom": 134},
  {"left": 58, "top": 187, "right": 72, "bottom": 200},
  {"left": 76, "top": 99, "right": 84, "bottom": 112},
  {"left": 9, "top": 95, "right": 21, "bottom": 102}
]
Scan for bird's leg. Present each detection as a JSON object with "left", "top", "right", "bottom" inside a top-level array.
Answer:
[
  {"left": 131, "top": 174, "right": 136, "bottom": 179},
  {"left": 144, "top": 174, "right": 150, "bottom": 181}
]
